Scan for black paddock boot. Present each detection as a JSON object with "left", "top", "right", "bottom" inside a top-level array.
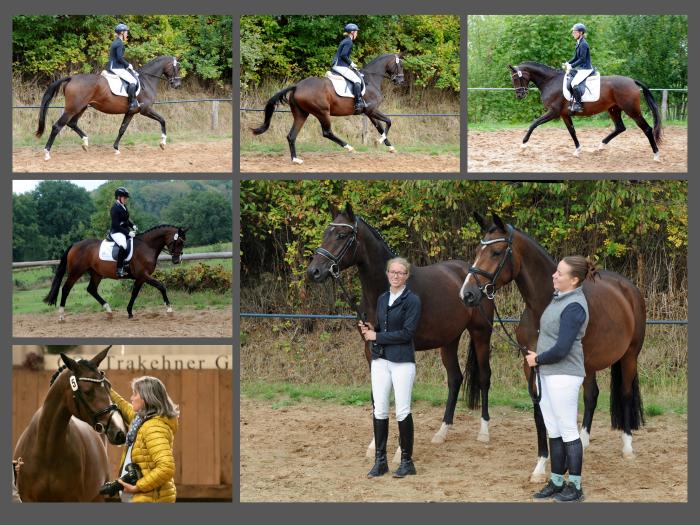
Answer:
[
  {"left": 533, "top": 437, "right": 566, "bottom": 499},
  {"left": 353, "top": 83, "right": 366, "bottom": 114},
  {"left": 367, "top": 417, "right": 389, "bottom": 478},
  {"left": 116, "top": 247, "right": 128, "bottom": 277},
  {"left": 554, "top": 481, "right": 585, "bottom": 502},
  {"left": 393, "top": 414, "right": 416, "bottom": 478},
  {"left": 533, "top": 480, "right": 565, "bottom": 499},
  {"left": 126, "top": 84, "right": 140, "bottom": 113},
  {"left": 555, "top": 438, "right": 584, "bottom": 501}
]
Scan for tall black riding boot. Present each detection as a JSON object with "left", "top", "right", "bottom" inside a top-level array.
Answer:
[
  {"left": 571, "top": 85, "right": 584, "bottom": 113},
  {"left": 126, "top": 84, "right": 140, "bottom": 113},
  {"left": 367, "top": 417, "right": 389, "bottom": 478},
  {"left": 116, "top": 247, "right": 128, "bottom": 277},
  {"left": 393, "top": 414, "right": 416, "bottom": 478},
  {"left": 352, "top": 83, "right": 366, "bottom": 114}
]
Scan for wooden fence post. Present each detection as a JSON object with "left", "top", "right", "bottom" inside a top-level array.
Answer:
[
  {"left": 361, "top": 115, "right": 368, "bottom": 144},
  {"left": 661, "top": 90, "right": 668, "bottom": 121},
  {"left": 211, "top": 100, "right": 219, "bottom": 130}
]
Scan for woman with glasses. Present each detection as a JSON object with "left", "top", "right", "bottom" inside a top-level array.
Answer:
[{"left": 360, "top": 257, "right": 422, "bottom": 479}]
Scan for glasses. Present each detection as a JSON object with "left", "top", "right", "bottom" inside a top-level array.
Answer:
[{"left": 387, "top": 270, "right": 407, "bottom": 277}]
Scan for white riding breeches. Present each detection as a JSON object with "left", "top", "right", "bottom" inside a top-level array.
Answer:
[
  {"left": 110, "top": 68, "right": 138, "bottom": 85},
  {"left": 571, "top": 69, "right": 594, "bottom": 87},
  {"left": 539, "top": 374, "right": 584, "bottom": 442},
  {"left": 111, "top": 232, "right": 127, "bottom": 249},
  {"left": 332, "top": 66, "right": 361, "bottom": 84},
  {"left": 371, "top": 358, "right": 416, "bottom": 421}
]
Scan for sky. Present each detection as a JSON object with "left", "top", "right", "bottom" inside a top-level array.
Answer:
[{"left": 12, "top": 180, "right": 107, "bottom": 195}]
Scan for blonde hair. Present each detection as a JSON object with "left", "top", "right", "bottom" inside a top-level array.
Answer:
[
  {"left": 386, "top": 257, "right": 411, "bottom": 276},
  {"left": 132, "top": 376, "right": 180, "bottom": 419}
]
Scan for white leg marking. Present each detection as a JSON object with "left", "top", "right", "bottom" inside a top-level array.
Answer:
[
  {"left": 103, "top": 303, "right": 113, "bottom": 319},
  {"left": 622, "top": 433, "right": 635, "bottom": 459},
  {"left": 292, "top": 157, "right": 304, "bottom": 164},
  {"left": 521, "top": 142, "right": 529, "bottom": 149},
  {"left": 388, "top": 145, "right": 396, "bottom": 153},
  {"left": 344, "top": 144, "right": 355, "bottom": 152},
  {"left": 431, "top": 422, "right": 450, "bottom": 444},
  {"left": 653, "top": 152, "right": 660, "bottom": 162},
  {"left": 166, "top": 305, "right": 173, "bottom": 314},
  {"left": 160, "top": 133, "right": 167, "bottom": 150},
  {"left": 82, "top": 136, "right": 89, "bottom": 150},
  {"left": 58, "top": 306, "right": 65, "bottom": 322},
  {"left": 598, "top": 141, "right": 607, "bottom": 151},
  {"left": 530, "top": 456, "right": 548, "bottom": 483},
  {"left": 392, "top": 446, "right": 401, "bottom": 465},
  {"left": 573, "top": 145, "right": 583, "bottom": 157},
  {"left": 44, "top": 149, "right": 51, "bottom": 161},
  {"left": 114, "top": 148, "right": 121, "bottom": 155},
  {"left": 477, "top": 417, "right": 490, "bottom": 442},
  {"left": 366, "top": 437, "right": 376, "bottom": 458},
  {"left": 376, "top": 132, "right": 387, "bottom": 143},
  {"left": 580, "top": 427, "right": 590, "bottom": 449}
]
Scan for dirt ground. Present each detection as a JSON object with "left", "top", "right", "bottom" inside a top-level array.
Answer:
[
  {"left": 13, "top": 305, "right": 232, "bottom": 337},
  {"left": 467, "top": 126, "right": 687, "bottom": 172},
  {"left": 240, "top": 152, "right": 459, "bottom": 173},
  {"left": 240, "top": 397, "right": 687, "bottom": 502},
  {"left": 13, "top": 141, "right": 232, "bottom": 172}
]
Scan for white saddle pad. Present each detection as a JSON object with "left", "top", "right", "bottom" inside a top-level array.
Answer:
[
  {"left": 99, "top": 239, "right": 134, "bottom": 262},
  {"left": 563, "top": 73, "right": 601, "bottom": 102},
  {"left": 100, "top": 71, "right": 141, "bottom": 97},
  {"left": 325, "top": 71, "right": 366, "bottom": 98}
]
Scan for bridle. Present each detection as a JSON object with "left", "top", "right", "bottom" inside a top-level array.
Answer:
[
  {"left": 511, "top": 69, "right": 529, "bottom": 97},
  {"left": 138, "top": 58, "right": 182, "bottom": 86},
  {"left": 163, "top": 231, "right": 186, "bottom": 260},
  {"left": 314, "top": 219, "right": 359, "bottom": 279},
  {"left": 68, "top": 371, "right": 119, "bottom": 434},
  {"left": 386, "top": 55, "right": 404, "bottom": 83}
]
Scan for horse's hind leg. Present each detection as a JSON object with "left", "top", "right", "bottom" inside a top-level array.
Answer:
[
  {"left": 86, "top": 272, "right": 112, "bottom": 318},
  {"left": 580, "top": 373, "right": 599, "bottom": 448},
  {"left": 561, "top": 114, "right": 583, "bottom": 157},
  {"left": 113, "top": 113, "right": 135, "bottom": 154},
  {"left": 44, "top": 112, "right": 74, "bottom": 160},
  {"left": 140, "top": 108, "right": 168, "bottom": 149},
  {"left": 599, "top": 106, "right": 626, "bottom": 150},
  {"left": 611, "top": 351, "right": 644, "bottom": 459},
  {"left": 317, "top": 113, "right": 354, "bottom": 152},
  {"left": 66, "top": 107, "right": 89, "bottom": 150},
  {"left": 58, "top": 272, "right": 82, "bottom": 322},
  {"left": 625, "top": 107, "right": 659, "bottom": 160},
  {"left": 287, "top": 103, "right": 309, "bottom": 164},
  {"left": 431, "top": 340, "right": 463, "bottom": 444}
]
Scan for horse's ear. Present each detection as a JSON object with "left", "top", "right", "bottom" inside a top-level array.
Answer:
[
  {"left": 89, "top": 345, "right": 112, "bottom": 368},
  {"left": 329, "top": 202, "right": 340, "bottom": 219},
  {"left": 508, "top": 64, "right": 516, "bottom": 72},
  {"left": 180, "top": 226, "right": 190, "bottom": 234},
  {"left": 492, "top": 213, "right": 508, "bottom": 233},
  {"left": 60, "top": 353, "right": 78, "bottom": 371},
  {"left": 344, "top": 202, "right": 356, "bottom": 222},
  {"left": 473, "top": 212, "right": 488, "bottom": 232}
]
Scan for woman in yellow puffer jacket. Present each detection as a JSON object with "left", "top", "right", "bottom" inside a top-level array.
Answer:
[{"left": 110, "top": 376, "right": 179, "bottom": 503}]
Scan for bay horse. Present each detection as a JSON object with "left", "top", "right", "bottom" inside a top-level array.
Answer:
[
  {"left": 43, "top": 225, "right": 188, "bottom": 321},
  {"left": 307, "top": 203, "right": 495, "bottom": 459},
  {"left": 35, "top": 55, "right": 182, "bottom": 160},
  {"left": 14, "top": 346, "right": 127, "bottom": 501},
  {"left": 459, "top": 213, "right": 646, "bottom": 482},
  {"left": 508, "top": 61, "right": 662, "bottom": 161},
  {"left": 251, "top": 53, "right": 404, "bottom": 164}
]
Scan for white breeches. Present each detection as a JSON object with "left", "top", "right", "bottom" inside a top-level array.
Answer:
[
  {"left": 332, "top": 66, "right": 361, "bottom": 84},
  {"left": 571, "top": 69, "right": 594, "bottom": 87},
  {"left": 371, "top": 358, "right": 416, "bottom": 421},
  {"left": 111, "top": 68, "right": 138, "bottom": 85},
  {"left": 111, "top": 232, "right": 127, "bottom": 249},
  {"left": 539, "top": 374, "right": 584, "bottom": 442}
]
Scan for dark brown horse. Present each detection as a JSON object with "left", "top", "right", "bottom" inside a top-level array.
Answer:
[
  {"left": 44, "top": 224, "right": 188, "bottom": 321},
  {"left": 460, "top": 213, "right": 646, "bottom": 482},
  {"left": 508, "top": 61, "right": 662, "bottom": 161},
  {"left": 307, "top": 203, "right": 495, "bottom": 457},
  {"left": 36, "top": 55, "right": 182, "bottom": 160},
  {"left": 14, "top": 346, "right": 127, "bottom": 501},
  {"left": 252, "top": 54, "right": 404, "bottom": 164}
]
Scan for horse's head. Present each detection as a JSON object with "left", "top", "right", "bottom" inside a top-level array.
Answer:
[
  {"left": 508, "top": 64, "right": 530, "bottom": 99},
  {"left": 307, "top": 202, "right": 361, "bottom": 283},
  {"left": 165, "top": 57, "right": 182, "bottom": 88},
  {"left": 55, "top": 346, "right": 126, "bottom": 445},
  {"left": 167, "top": 227, "right": 188, "bottom": 264},
  {"left": 459, "top": 212, "right": 518, "bottom": 307},
  {"left": 388, "top": 54, "right": 405, "bottom": 85}
]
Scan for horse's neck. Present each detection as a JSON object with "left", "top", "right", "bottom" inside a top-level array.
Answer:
[
  {"left": 138, "top": 59, "right": 166, "bottom": 94},
  {"left": 526, "top": 65, "right": 559, "bottom": 90},
  {"left": 361, "top": 58, "right": 389, "bottom": 90},
  {"left": 36, "top": 385, "right": 74, "bottom": 453},
  {"left": 356, "top": 233, "right": 394, "bottom": 318},
  {"left": 140, "top": 229, "right": 168, "bottom": 254},
  {"left": 513, "top": 237, "right": 556, "bottom": 318}
]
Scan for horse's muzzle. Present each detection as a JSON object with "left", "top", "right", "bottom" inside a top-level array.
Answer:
[
  {"left": 172, "top": 255, "right": 182, "bottom": 264},
  {"left": 306, "top": 265, "right": 329, "bottom": 283},
  {"left": 393, "top": 75, "right": 405, "bottom": 85},
  {"left": 461, "top": 286, "right": 483, "bottom": 308}
]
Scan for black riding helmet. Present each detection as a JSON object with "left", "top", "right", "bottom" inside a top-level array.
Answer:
[{"left": 114, "top": 187, "right": 130, "bottom": 198}]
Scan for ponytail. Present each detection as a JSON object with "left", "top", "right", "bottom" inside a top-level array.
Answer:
[{"left": 562, "top": 255, "right": 599, "bottom": 286}]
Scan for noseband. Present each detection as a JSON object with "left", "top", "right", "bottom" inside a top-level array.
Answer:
[
  {"left": 163, "top": 232, "right": 185, "bottom": 259},
  {"left": 468, "top": 226, "right": 513, "bottom": 300},
  {"left": 69, "top": 372, "right": 118, "bottom": 433},
  {"left": 511, "top": 69, "right": 529, "bottom": 97},
  {"left": 314, "top": 219, "right": 359, "bottom": 279},
  {"left": 386, "top": 55, "right": 404, "bottom": 82}
]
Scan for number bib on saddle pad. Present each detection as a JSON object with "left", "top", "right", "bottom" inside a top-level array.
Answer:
[
  {"left": 100, "top": 71, "right": 142, "bottom": 98},
  {"left": 98, "top": 238, "right": 134, "bottom": 262},
  {"left": 563, "top": 71, "right": 600, "bottom": 102},
  {"left": 324, "top": 71, "right": 366, "bottom": 98}
]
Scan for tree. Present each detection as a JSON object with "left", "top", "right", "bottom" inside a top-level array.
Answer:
[
  {"left": 13, "top": 192, "right": 45, "bottom": 261},
  {"left": 163, "top": 191, "right": 232, "bottom": 246}
]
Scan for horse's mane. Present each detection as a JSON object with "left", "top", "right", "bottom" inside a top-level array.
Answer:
[
  {"left": 139, "top": 55, "right": 174, "bottom": 71},
  {"left": 49, "top": 359, "right": 98, "bottom": 386},
  {"left": 137, "top": 224, "right": 180, "bottom": 236},
  {"left": 359, "top": 216, "right": 399, "bottom": 257},
  {"left": 518, "top": 61, "right": 562, "bottom": 75},
  {"left": 500, "top": 224, "right": 556, "bottom": 266},
  {"left": 362, "top": 53, "right": 399, "bottom": 73}
]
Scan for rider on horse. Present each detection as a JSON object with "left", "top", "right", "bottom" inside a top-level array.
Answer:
[
  {"left": 110, "top": 187, "right": 137, "bottom": 277},
  {"left": 563, "top": 22, "right": 593, "bottom": 114},
  {"left": 108, "top": 23, "right": 140, "bottom": 113},
  {"left": 331, "top": 23, "right": 366, "bottom": 114}
]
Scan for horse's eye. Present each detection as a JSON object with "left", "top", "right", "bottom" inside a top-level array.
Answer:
[
  {"left": 337, "top": 232, "right": 348, "bottom": 239},
  {"left": 492, "top": 251, "right": 502, "bottom": 257}
]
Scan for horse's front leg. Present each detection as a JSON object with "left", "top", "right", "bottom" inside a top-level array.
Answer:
[
  {"left": 526, "top": 361, "right": 549, "bottom": 483},
  {"left": 140, "top": 108, "right": 168, "bottom": 149},
  {"left": 561, "top": 114, "right": 583, "bottom": 157},
  {"left": 113, "top": 113, "right": 135, "bottom": 154},
  {"left": 368, "top": 112, "right": 395, "bottom": 152},
  {"left": 144, "top": 274, "right": 173, "bottom": 315},
  {"left": 521, "top": 108, "right": 559, "bottom": 150},
  {"left": 126, "top": 279, "right": 144, "bottom": 319}
]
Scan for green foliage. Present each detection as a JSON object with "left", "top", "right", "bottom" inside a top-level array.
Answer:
[
  {"left": 468, "top": 15, "right": 688, "bottom": 123},
  {"left": 240, "top": 15, "right": 459, "bottom": 92},
  {"left": 152, "top": 263, "right": 231, "bottom": 294},
  {"left": 162, "top": 190, "right": 232, "bottom": 245},
  {"left": 12, "top": 15, "right": 232, "bottom": 85}
]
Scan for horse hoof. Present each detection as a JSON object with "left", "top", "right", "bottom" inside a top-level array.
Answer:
[
  {"left": 573, "top": 146, "right": 582, "bottom": 157},
  {"left": 431, "top": 423, "right": 449, "bottom": 444},
  {"left": 622, "top": 450, "right": 636, "bottom": 460},
  {"left": 366, "top": 437, "right": 376, "bottom": 458},
  {"left": 529, "top": 472, "right": 548, "bottom": 483},
  {"left": 344, "top": 144, "right": 355, "bottom": 152},
  {"left": 81, "top": 137, "right": 89, "bottom": 151},
  {"left": 392, "top": 447, "right": 401, "bottom": 465},
  {"left": 477, "top": 432, "right": 490, "bottom": 443},
  {"left": 44, "top": 149, "right": 51, "bottom": 161},
  {"left": 105, "top": 312, "right": 113, "bottom": 320},
  {"left": 114, "top": 149, "right": 121, "bottom": 155},
  {"left": 653, "top": 152, "right": 660, "bottom": 162},
  {"left": 598, "top": 142, "right": 607, "bottom": 151},
  {"left": 292, "top": 157, "right": 304, "bottom": 164},
  {"left": 58, "top": 316, "right": 65, "bottom": 323},
  {"left": 159, "top": 142, "right": 165, "bottom": 150},
  {"left": 388, "top": 146, "right": 396, "bottom": 153},
  {"left": 166, "top": 306, "right": 173, "bottom": 315}
]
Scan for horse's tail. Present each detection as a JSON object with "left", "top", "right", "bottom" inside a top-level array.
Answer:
[
  {"left": 461, "top": 339, "right": 481, "bottom": 409},
  {"left": 43, "top": 246, "right": 70, "bottom": 305},
  {"left": 35, "top": 77, "right": 71, "bottom": 138},
  {"left": 251, "top": 85, "right": 297, "bottom": 135},
  {"left": 635, "top": 79, "right": 663, "bottom": 145},
  {"left": 609, "top": 359, "right": 645, "bottom": 431}
]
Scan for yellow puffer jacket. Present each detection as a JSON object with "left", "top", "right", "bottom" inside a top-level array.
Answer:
[{"left": 110, "top": 389, "right": 178, "bottom": 503}]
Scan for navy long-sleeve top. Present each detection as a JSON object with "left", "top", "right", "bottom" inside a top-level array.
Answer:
[
  {"left": 535, "top": 303, "right": 587, "bottom": 365},
  {"left": 110, "top": 201, "right": 134, "bottom": 235},
  {"left": 568, "top": 37, "right": 592, "bottom": 69},
  {"left": 108, "top": 37, "right": 130, "bottom": 71},
  {"left": 332, "top": 36, "right": 354, "bottom": 67}
]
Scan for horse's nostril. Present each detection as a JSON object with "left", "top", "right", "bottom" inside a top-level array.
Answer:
[{"left": 116, "top": 431, "right": 126, "bottom": 444}]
